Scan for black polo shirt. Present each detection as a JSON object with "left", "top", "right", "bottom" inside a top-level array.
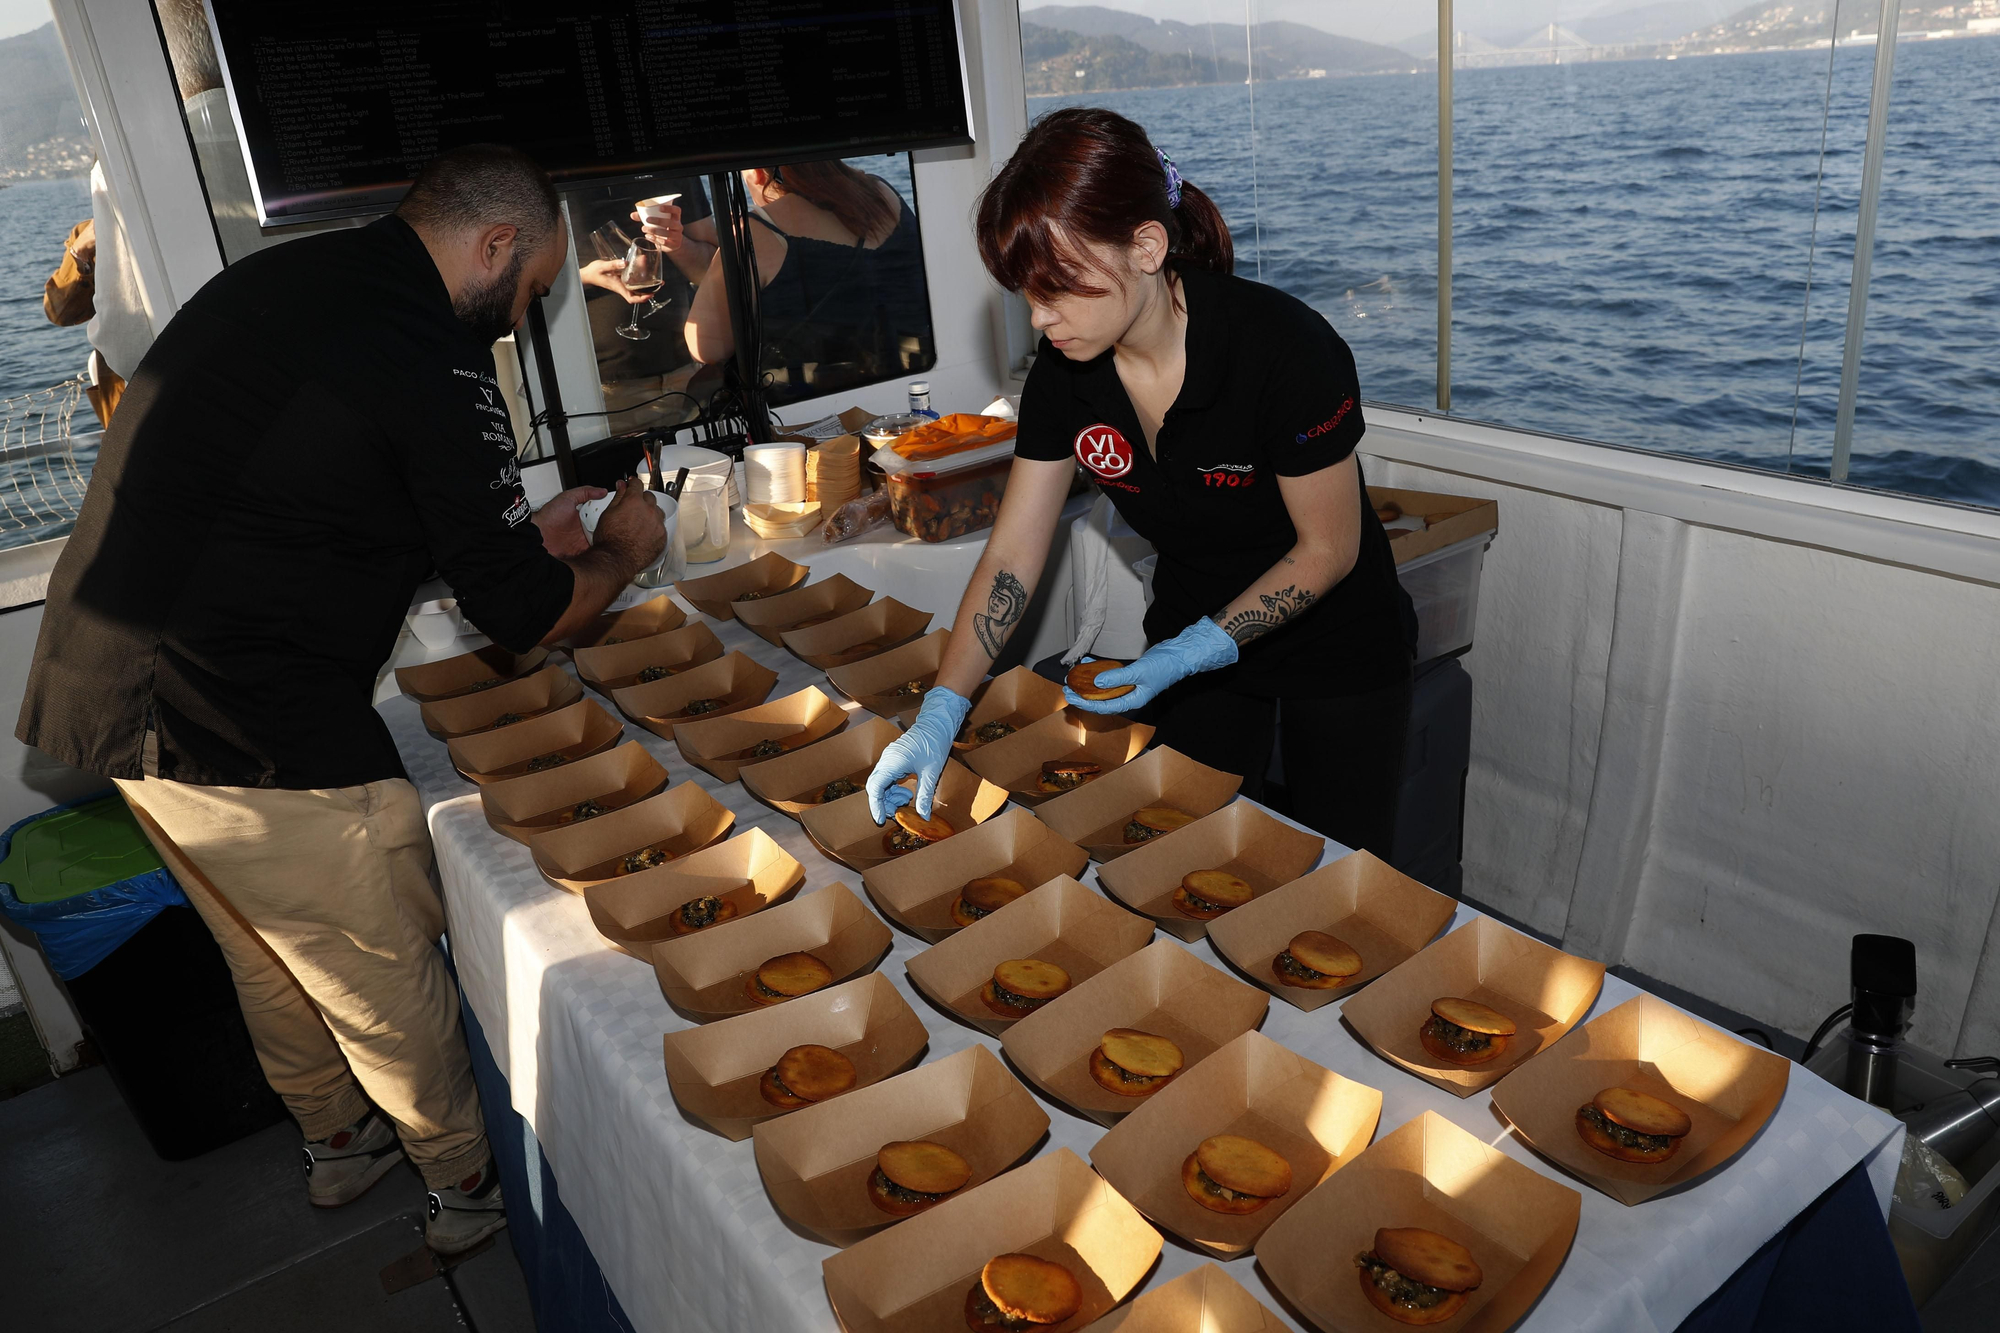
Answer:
[
  {"left": 1015, "top": 266, "right": 1410, "bottom": 699},
  {"left": 17, "top": 216, "right": 574, "bottom": 789}
]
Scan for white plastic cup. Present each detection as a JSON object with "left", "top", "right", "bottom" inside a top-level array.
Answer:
[
  {"left": 635, "top": 193, "right": 682, "bottom": 226},
  {"left": 680, "top": 474, "right": 731, "bottom": 563}
]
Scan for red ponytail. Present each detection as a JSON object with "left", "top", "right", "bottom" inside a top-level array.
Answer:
[{"left": 976, "top": 107, "right": 1233, "bottom": 303}]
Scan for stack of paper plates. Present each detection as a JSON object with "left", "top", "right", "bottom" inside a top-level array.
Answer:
[
  {"left": 743, "top": 502, "right": 823, "bottom": 540},
  {"left": 808, "top": 437, "right": 862, "bottom": 512}
]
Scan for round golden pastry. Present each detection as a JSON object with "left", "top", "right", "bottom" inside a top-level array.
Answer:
[
  {"left": 979, "top": 958, "right": 1072, "bottom": 1018},
  {"left": 757, "top": 1044, "right": 856, "bottom": 1108},
  {"left": 1418, "top": 997, "right": 1517, "bottom": 1066},
  {"left": 869, "top": 1140, "right": 973, "bottom": 1217},
  {"left": 883, "top": 806, "right": 954, "bottom": 855},
  {"left": 1272, "top": 930, "right": 1363, "bottom": 990},
  {"left": 1355, "top": 1227, "right": 1482, "bottom": 1326},
  {"left": 1181, "top": 1134, "right": 1293, "bottom": 1215},
  {"left": 951, "top": 876, "right": 1028, "bottom": 927},
  {"left": 1037, "top": 759, "right": 1101, "bottom": 794},
  {"left": 965, "top": 1253, "right": 1082, "bottom": 1330},
  {"left": 1575, "top": 1086, "right": 1692, "bottom": 1164},
  {"left": 1066, "top": 659, "right": 1134, "bottom": 701},
  {"left": 1088, "top": 1028, "right": 1184, "bottom": 1098},
  {"left": 1123, "top": 805, "right": 1196, "bottom": 844},
  {"left": 1172, "top": 868, "right": 1253, "bottom": 920},
  {"left": 745, "top": 951, "right": 834, "bottom": 1006}
]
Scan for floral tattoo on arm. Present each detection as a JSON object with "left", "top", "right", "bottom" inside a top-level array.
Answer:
[
  {"left": 1215, "top": 585, "right": 1317, "bottom": 647},
  {"left": 973, "top": 570, "right": 1027, "bottom": 658}
]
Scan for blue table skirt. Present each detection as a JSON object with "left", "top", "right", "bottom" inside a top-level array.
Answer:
[{"left": 459, "top": 997, "right": 1918, "bottom": 1333}]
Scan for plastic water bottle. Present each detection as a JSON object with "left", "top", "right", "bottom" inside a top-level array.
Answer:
[{"left": 907, "top": 381, "right": 939, "bottom": 420}]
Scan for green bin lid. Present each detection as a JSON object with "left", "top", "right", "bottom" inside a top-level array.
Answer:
[{"left": 0, "top": 796, "right": 165, "bottom": 905}]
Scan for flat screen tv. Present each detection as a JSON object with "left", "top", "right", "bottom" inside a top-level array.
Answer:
[{"left": 205, "top": 0, "right": 974, "bottom": 226}]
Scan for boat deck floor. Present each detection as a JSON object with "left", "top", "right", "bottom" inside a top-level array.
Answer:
[{"left": 1, "top": 1063, "right": 534, "bottom": 1333}]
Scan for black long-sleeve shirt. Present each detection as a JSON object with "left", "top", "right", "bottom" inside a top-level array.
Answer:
[{"left": 18, "top": 216, "right": 574, "bottom": 789}]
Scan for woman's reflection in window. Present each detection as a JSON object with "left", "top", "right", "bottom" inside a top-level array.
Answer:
[{"left": 655, "top": 160, "right": 934, "bottom": 402}]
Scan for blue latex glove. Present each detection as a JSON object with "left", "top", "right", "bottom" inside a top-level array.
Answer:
[
  {"left": 1064, "top": 617, "right": 1239, "bottom": 713},
  {"left": 866, "top": 685, "right": 973, "bottom": 824}
]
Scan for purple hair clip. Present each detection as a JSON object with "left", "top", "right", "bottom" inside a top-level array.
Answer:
[{"left": 1156, "top": 147, "right": 1183, "bottom": 210}]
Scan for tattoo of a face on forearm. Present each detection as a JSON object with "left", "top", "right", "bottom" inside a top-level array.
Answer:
[
  {"left": 1217, "top": 584, "right": 1317, "bottom": 646},
  {"left": 973, "top": 570, "right": 1027, "bottom": 658}
]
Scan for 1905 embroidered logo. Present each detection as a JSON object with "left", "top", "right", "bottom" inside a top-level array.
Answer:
[{"left": 1074, "top": 423, "right": 1134, "bottom": 480}]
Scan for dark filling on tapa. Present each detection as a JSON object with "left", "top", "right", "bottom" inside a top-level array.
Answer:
[
  {"left": 1274, "top": 951, "right": 1333, "bottom": 983},
  {"left": 568, "top": 799, "right": 606, "bottom": 821},
  {"left": 1178, "top": 888, "right": 1228, "bottom": 914},
  {"left": 1123, "top": 820, "right": 1166, "bottom": 842},
  {"left": 1422, "top": 1014, "right": 1492, "bottom": 1054},
  {"left": 637, "top": 665, "right": 673, "bottom": 682},
  {"left": 974, "top": 719, "right": 1015, "bottom": 743},
  {"left": 1356, "top": 1252, "right": 1455, "bottom": 1311},
  {"left": 526, "top": 752, "right": 567, "bottom": 771},
  {"left": 989, "top": 979, "right": 1051, "bottom": 1011},
  {"left": 682, "top": 698, "right": 722, "bottom": 715},
  {"left": 1579, "top": 1103, "right": 1676, "bottom": 1152},
  {"left": 1191, "top": 1165, "right": 1252, "bottom": 1202},
  {"left": 871, "top": 1167, "right": 951, "bottom": 1205},
  {"left": 883, "top": 822, "right": 931, "bottom": 852},
  {"left": 621, "top": 848, "right": 668, "bottom": 874},
  {"left": 752, "top": 974, "right": 788, "bottom": 1000},
  {"left": 678, "top": 895, "right": 723, "bottom": 929},
  {"left": 965, "top": 1286, "right": 1034, "bottom": 1331},
  {"left": 1041, "top": 770, "right": 1088, "bottom": 791}
]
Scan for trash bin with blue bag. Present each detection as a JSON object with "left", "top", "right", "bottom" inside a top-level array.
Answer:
[{"left": 0, "top": 792, "right": 284, "bottom": 1158}]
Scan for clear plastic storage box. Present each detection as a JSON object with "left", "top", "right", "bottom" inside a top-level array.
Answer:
[{"left": 1396, "top": 531, "right": 1493, "bottom": 665}]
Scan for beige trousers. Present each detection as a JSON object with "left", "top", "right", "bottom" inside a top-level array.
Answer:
[{"left": 115, "top": 775, "right": 488, "bottom": 1190}]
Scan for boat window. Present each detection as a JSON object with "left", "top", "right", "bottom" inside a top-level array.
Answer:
[
  {"left": 1016, "top": 5, "right": 1993, "bottom": 512},
  {"left": 0, "top": 3, "right": 111, "bottom": 551},
  {"left": 563, "top": 155, "right": 937, "bottom": 432},
  {"left": 1843, "top": 35, "right": 2000, "bottom": 509}
]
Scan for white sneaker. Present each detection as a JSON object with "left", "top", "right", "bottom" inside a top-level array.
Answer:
[
  {"left": 426, "top": 1164, "right": 507, "bottom": 1255},
  {"left": 303, "top": 1111, "right": 405, "bottom": 1209}
]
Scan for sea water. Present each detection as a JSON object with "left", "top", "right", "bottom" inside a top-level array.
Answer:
[
  {"left": 1039, "top": 38, "right": 2000, "bottom": 508},
  {"left": 0, "top": 176, "right": 93, "bottom": 400}
]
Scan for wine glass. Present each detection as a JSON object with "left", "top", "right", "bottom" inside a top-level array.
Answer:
[
  {"left": 616, "top": 241, "right": 663, "bottom": 342},
  {"left": 589, "top": 220, "right": 635, "bottom": 265}
]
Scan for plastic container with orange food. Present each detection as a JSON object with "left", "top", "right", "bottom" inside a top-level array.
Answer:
[{"left": 870, "top": 414, "right": 1019, "bottom": 544}]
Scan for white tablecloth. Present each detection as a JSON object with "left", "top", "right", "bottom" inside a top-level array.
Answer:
[{"left": 387, "top": 592, "right": 1903, "bottom": 1333}]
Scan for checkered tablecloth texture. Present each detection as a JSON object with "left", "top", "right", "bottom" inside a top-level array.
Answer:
[{"left": 389, "top": 594, "right": 1902, "bottom": 1333}]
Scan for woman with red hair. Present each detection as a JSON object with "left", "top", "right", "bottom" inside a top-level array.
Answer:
[{"left": 866, "top": 108, "right": 1414, "bottom": 859}]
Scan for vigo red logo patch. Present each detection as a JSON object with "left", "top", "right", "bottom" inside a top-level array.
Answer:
[{"left": 1074, "top": 424, "right": 1134, "bottom": 480}]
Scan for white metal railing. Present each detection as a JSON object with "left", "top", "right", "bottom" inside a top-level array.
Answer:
[{"left": 0, "top": 378, "right": 95, "bottom": 552}]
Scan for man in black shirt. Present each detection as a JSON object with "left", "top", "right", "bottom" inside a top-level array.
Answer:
[{"left": 17, "top": 145, "right": 663, "bottom": 1254}]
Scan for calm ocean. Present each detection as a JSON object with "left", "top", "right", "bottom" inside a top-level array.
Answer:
[
  {"left": 1, "top": 176, "right": 93, "bottom": 400},
  {"left": 1, "top": 44, "right": 1992, "bottom": 509},
  {"left": 1039, "top": 37, "right": 2000, "bottom": 508}
]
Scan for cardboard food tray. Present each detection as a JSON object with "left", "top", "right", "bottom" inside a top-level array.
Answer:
[
  {"left": 1255, "top": 1111, "right": 1581, "bottom": 1333},
  {"left": 860, "top": 807, "right": 1089, "bottom": 943},
  {"left": 477, "top": 741, "right": 670, "bottom": 844},
  {"left": 609, "top": 651, "right": 779, "bottom": 741},
  {"left": 825, "top": 629, "right": 952, "bottom": 717},
  {"left": 419, "top": 664, "right": 582, "bottom": 740},
  {"left": 1088, "top": 1030, "right": 1382, "bottom": 1258},
  {"left": 526, "top": 781, "right": 735, "bottom": 893},
  {"left": 960, "top": 709, "right": 1157, "bottom": 808},
  {"left": 661, "top": 972, "right": 927, "bottom": 1141},
  {"left": 821, "top": 1147, "right": 1162, "bottom": 1333},
  {"left": 737, "top": 715, "right": 904, "bottom": 820},
  {"left": 1368, "top": 486, "right": 1499, "bottom": 566},
  {"left": 731, "top": 573, "right": 874, "bottom": 646},
  {"left": 581, "top": 826, "right": 804, "bottom": 956},
  {"left": 652, "top": 882, "right": 891, "bottom": 1021},
  {"left": 949, "top": 666, "right": 1069, "bottom": 752},
  {"left": 394, "top": 644, "right": 549, "bottom": 703},
  {"left": 781, "top": 597, "right": 933, "bottom": 670},
  {"left": 572, "top": 622, "right": 725, "bottom": 694},
  {"left": 750, "top": 1043, "right": 1050, "bottom": 1245},
  {"left": 1488, "top": 993, "right": 1791, "bottom": 1206},
  {"left": 800, "top": 761, "right": 1010, "bottom": 872},
  {"left": 566, "top": 592, "right": 688, "bottom": 651},
  {"left": 903, "top": 875, "right": 1154, "bottom": 1036},
  {"left": 1000, "top": 938, "right": 1270, "bottom": 1127},
  {"left": 1032, "top": 746, "right": 1242, "bottom": 863},
  {"left": 1094, "top": 1263, "right": 1289, "bottom": 1333},
  {"left": 676, "top": 551, "right": 810, "bottom": 620},
  {"left": 1341, "top": 915, "right": 1606, "bottom": 1097},
  {"left": 672, "top": 686, "right": 849, "bottom": 783},
  {"left": 1206, "top": 850, "right": 1460, "bottom": 1012},
  {"left": 445, "top": 698, "right": 624, "bottom": 784},
  {"left": 1094, "top": 801, "right": 1324, "bottom": 943}
]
